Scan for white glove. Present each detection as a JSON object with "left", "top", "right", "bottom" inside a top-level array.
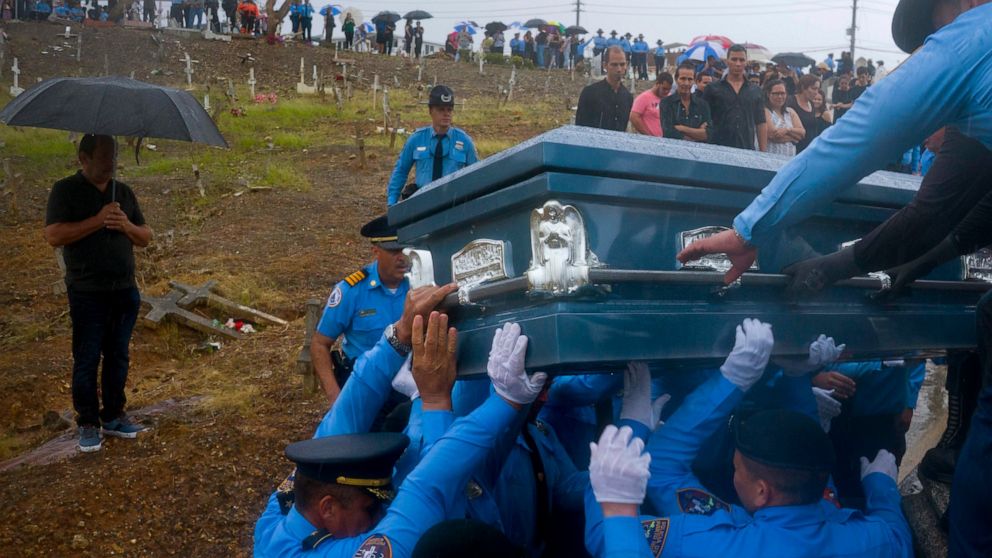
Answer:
[
  {"left": 589, "top": 425, "right": 651, "bottom": 504},
  {"left": 860, "top": 449, "right": 898, "bottom": 483},
  {"left": 619, "top": 362, "right": 671, "bottom": 431},
  {"left": 720, "top": 318, "right": 774, "bottom": 391},
  {"left": 779, "top": 334, "right": 846, "bottom": 376},
  {"left": 812, "top": 387, "right": 841, "bottom": 432},
  {"left": 391, "top": 355, "right": 419, "bottom": 400},
  {"left": 487, "top": 322, "right": 547, "bottom": 405}
]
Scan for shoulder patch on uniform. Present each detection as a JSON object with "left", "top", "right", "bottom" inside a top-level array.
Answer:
[
  {"left": 677, "top": 487, "right": 730, "bottom": 515},
  {"left": 641, "top": 518, "right": 670, "bottom": 557},
  {"left": 353, "top": 534, "right": 392, "bottom": 558},
  {"left": 302, "top": 528, "right": 333, "bottom": 551},
  {"left": 454, "top": 140, "right": 464, "bottom": 150},
  {"left": 344, "top": 269, "right": 368, "bottom": 287},
  {"left": 326, "top": 286, "right": 343, "bottom": 308}
]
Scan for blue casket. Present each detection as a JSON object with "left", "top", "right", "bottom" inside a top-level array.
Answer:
[{"left": 388, "top": 127, "right": 991, "bottom": 376}]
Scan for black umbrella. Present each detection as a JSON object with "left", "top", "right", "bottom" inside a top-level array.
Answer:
[
  {"left": 371, "top": 10, "right": 401, "bottom": 24},
  {"left": 565, "top": 25, "right": 587, "bottom": 35},
  {"left": 772, "top": 52, "right": 815, "bottom": 68},
  {"left": 402, "top": 10, "right": 431, "bottom": 20},
  {"left": 485, "top": 21, "right": 507, "bottom": 34},
  {"left": 523, "top": 18, "right": 547, "bottom": 28},
  {"left": 0, "top": 76, "right": 227, "bottom": 147}
]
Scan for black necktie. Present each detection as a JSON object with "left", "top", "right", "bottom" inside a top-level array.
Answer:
[{"left": 432, "top": 134, "right": 446, "bottom": 181}]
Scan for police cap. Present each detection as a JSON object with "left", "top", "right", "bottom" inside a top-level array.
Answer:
[
  {"left": 286, "top": 432, "right": 409, "bottom": 501},
  {"left": 412, "top": 519, "right": 526, "bottom": 558},
  {"left": 361, "top": 214, "right": 405, "bottom": 250},
  {"left": 734, "top": 409, "right": 835, "bottom": 472},
  {"left": 609, "top": 30, "right": 617, "bottom": 35},
  {"left": 428, "top": 85, "right": 455, "bottom": 108},
  {"left": 891, "top": 0, "right": 935, "bottom": 53},
  {"left": 596, "top": 28, "right": 603, "bottom": 34}
]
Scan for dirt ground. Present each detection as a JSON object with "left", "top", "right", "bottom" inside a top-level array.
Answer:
[{"left": 0, "top": 20, "right": 600, "bottom": 557}]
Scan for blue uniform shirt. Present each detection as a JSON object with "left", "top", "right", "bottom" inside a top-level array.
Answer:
[
  {"left": 584, "top": 372, "right": 913, "bottom": 558},
  {"left": 632, "top": 40, "right": 649, "bottom": 53},
  {"left": 620, "top": 38, "right": 631, "bottom": 53},
  {"left": 605, "top": 37, "right": 620, "bottom": 48},
  {"left": 735, "top": 4, "right": 992, "bottom": 246},
  {"left": 386, "top": 125, "right": 478, "bottom": 206},
  {"left": 654, "top": 46, "right": 666, "bottom": 57},
  {"left": 254, "top": 394, "right": 521, "bottom": 558},
  {"left": 299, "top": 3, "right": 313, "bottom": 17},
  {"left": 593, "top": 36, "right": 607, "bottom": 49},
  {"left": 833, "top": 360, "right": 926, "bottom": 416},
  {"left": 315, "top": 261, "right": 409, "bottom": 361}
]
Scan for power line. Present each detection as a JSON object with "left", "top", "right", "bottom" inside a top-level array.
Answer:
[{"left": 584, "top": 6, "right": 845, "bottom": 16}]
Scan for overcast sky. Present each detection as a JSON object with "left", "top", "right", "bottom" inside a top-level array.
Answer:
[{"left": 305, "top": 0, "right": 907, "bottom": 65}]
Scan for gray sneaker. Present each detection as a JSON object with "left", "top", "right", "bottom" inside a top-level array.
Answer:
[
  {"left": 101, "top": 415, "right": 148, "bottom": 439},
  {"left": 78, "top": 425, "right": 102, "bottom": 452}
]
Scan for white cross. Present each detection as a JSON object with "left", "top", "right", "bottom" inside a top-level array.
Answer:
[
  {"left": 10, "top": 58, "right": 24, "bottom": 97},
  {"left": 203, "top": 93, "right": 211, "bottom": 111},
  {"left": 184, "top": 52, "right": 193, "bottom": 87},
  {"left": 299, "top": 57, "right": 305, "bottom": 83},
  {"left": 248, "top": 68, "right": 256, "bottom": 97}
]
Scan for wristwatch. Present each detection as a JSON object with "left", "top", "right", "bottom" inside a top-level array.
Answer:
[{"left": 384, "top": 323, "right": 412, "bottom": 357}]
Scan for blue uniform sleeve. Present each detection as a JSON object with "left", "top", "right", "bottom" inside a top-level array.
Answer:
[
  {"left": 387, "top": 134, "right": 418, "bottom": 206},
  {"left": 315, "top": 282, "right": 354, "bottom": 340},
  {"left": 584, "top": 485, "right": 654, "bottom": 558},
  {"left": 421, "top": 409, "right": 455, "bottom": 451},
  {"left": 646, "top": 374, "right": 743, "bottom": 515},
  {"left": 833, "top": 361, "right": 883, "bottom": 380},
  {"left": 905, "top": 362, "right": 926, "bottom": 409},
  {"left": 861, "top": 473, "right": 913, "bottom": 556},
  {"left": 733, "top": 33, "right": 969, "bottom": 245},
  {"left": 312, "top": 334, "right": 405, "bottom": 438},
  {"left": 362, "top": 395, "right": 521, "bottom": 558}
]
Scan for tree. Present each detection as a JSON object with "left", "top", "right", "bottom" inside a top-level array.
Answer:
[{"left": 264, "top": 0, "right": 292, "bottom": 42}]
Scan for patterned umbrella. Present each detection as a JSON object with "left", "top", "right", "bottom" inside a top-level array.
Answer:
[
  {"left": 689, "top": 34, "right": 734, "bottom": 49},
  {"left": 677, "top": 42, "right": 723, "bottom": 63},
  {"left": 454, "top": 22, "right": 479, "bottom": 34},
  {"left": 319, "top": 4, "right": 341, "bottom": 16}
]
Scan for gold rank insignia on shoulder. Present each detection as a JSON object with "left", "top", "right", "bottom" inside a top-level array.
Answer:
[
  {"left": 344, "top": 270, "right": 367, "bottom": 287},
  {"left": 302, "top": 529, "right": 333, "bottom": 551}
]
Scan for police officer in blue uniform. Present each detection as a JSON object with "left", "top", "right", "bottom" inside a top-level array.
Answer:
[
  {"left": 583, "top": 319, "right": 913, "bottom": 558},
  {"left": 310, "top": 214, "right": 410, "bottom": 404},
  {"left": 653, "top": 40, "right": 666, "bottom": 79},
  {"left": 632, "top": 34, "right": 649, "bottom": 80},
  {"left": 386, "top": 85, "right": 478, "bottom": 206},
  {"left": 254, "top": 314, "right": 548, "bottom": 558}
]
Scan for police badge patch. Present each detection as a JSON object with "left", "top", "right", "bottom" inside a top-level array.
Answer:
[
  {"left": 353, "top": 534, "right": 392, "bottom": 558},
  {"left": 641, "top": 518, "right": 669, "bottom": 557},
  {"left": 326, "top": 286, "right": 342, "bottom": 308},
  {"left": 677, "top": 487, "right": 730, "bottom": 515}
]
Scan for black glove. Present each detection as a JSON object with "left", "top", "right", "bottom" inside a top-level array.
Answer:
[
  {"left": 783, "top": 245, "right": 862, "bottom": 298},
  {"left": 871, "top": 237, "right": 961, "bottom": 301}
]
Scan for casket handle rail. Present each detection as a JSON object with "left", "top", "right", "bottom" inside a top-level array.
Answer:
[{"left": 438, "top": 270, "right": 992, "bottom": 310}]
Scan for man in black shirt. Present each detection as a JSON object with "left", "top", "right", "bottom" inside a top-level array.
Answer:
[
  {"left": 575, "top": 46, "right": 634, "bottom": 131},
  {"left": 45, "top": 135, "right": 153, "bottom": 453},
  {"left": 661, "top": 61, "right": 713, "bottom": 142},
  {"left": 703, "top": 44, "right": 767, "bottom": 151},
  {"left": 831, "top": 73, "right": 855, "bottom": 121},
  {"left": 849, "top": 66, "right": 871, "bottom": 103}
]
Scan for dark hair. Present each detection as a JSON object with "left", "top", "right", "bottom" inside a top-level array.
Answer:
[
  {"left": 696, "top": 68, "right": 716, "bottom": 81},
  {"left": 294, "top": 472, "right": 363, "bottom": 512},
  {"left": 676, "top": 61, "right": 696, "bottom": 76},
  {"left": 798, "top": 74, "right": 820, "bottom": 90},
  {"left": 727, "top": 43, "right": 747, "bottom": 57},
  {"left": 741, "top": 455, "right": 830, "bottom": 506},
  {"left": 78, "top": 134, "right": 115, "bottom": 157},
  {"left": 762, "top": 78, "right": 786, "bottom": 110},
  {"left": 656, "top": 71, "right": 674, "bottom": 86},
  {"left": 856, "top": 66, "right": 869, "bottom": 76}
]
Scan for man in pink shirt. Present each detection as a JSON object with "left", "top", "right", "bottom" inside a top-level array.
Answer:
[{"left": 629, "top": 71, "right": 673, "bottom": 137}]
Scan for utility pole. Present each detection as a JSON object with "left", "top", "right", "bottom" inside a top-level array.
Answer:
[
  {"left": 848, "top": 0, "right": 858, "bottom": 61},
  {"left": 574, "top": 0, "right": 582, "bottom": 26}
]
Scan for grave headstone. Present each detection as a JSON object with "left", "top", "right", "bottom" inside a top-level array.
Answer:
[
  {"left": 140, "top": 290, "right": 242, "bottom": 339},
  {"left": 168, "top": 280, "right": 288, "bottom": 325},
  {"left": 9, "top": 58, "right": 24, "bottom": 97},
  {"left": 184, "top": 52, "right": 193, "bottom": 89},
  {"left": 248, "top": 67, "right": 256, "bottom": 97}
]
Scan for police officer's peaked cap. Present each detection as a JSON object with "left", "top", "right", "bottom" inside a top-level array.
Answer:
[
  {"left": 596, "top": 28, "right": 603, "bottom": 33},
  {"left": 891, "top": 0, "right": 936, "bottom": 53},
  {"left": 609, "top": 30, "right": 617, "bottom": 35},
  {"left": 361, "top": 214, "right": 405, "bottom": 250},
  {"left": 656, "top": 39, "right": 663, "bottom": 45},
  {"left": 734, "top": 409, "right": 835, "bottom": 472},
  {"left": 428, "top": 84, "right": 456, "bottom": 107},
  {"left": 412, "top": 519, "right": 526, "bottom": 558},
  {"left": 286, "top": 432, "right": 409, "bottom": 501}
]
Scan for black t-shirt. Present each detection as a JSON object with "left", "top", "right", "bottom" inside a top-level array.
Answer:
[
  {"left": 45, "top": 171, "right": 146, "bottom": 291},
  {"left": 831, "top": 87, "right": 853, "bottom": 120},
  {"left": 575, "top": 79, "right": 634, "bottom": 132},
  {"left": 703, "top": 78, "right": 766, "bottom": 150},
  {"left": 786, "top": 95, "right": 817, "bottom": 153}
]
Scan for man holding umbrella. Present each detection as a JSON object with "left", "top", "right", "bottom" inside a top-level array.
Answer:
[{"left": 45, "top": 135, "right": 153, "bottom": 452}]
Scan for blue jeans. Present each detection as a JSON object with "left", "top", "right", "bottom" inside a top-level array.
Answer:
[
  {"left": 68, "top": 287, "right": 140, "bottom": 426},
  {"left": 950, "top": 289, "right": 992, "bottom": 556},
  {"left": 536, "top": 44, "right": 546, "bottom": 68}
]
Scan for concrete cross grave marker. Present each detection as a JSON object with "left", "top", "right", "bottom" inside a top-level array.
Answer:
[
  {"left": 9, "top": 58, "right": 24, "bottom": 97},
  {"left": 140, "top": 290, "right": 243, "bottom": 339},
  {"left": 184, "top": 52, "right": 193, "bottom": 89},
  {"left": 203, "top": 93, "right": 210, "bottom": 111},
  {"left": 248, "top": 67, "right": 256, "bottom": 97},
  {"left": 168, "top": 279, "right": 288, "bottom": 326}
]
